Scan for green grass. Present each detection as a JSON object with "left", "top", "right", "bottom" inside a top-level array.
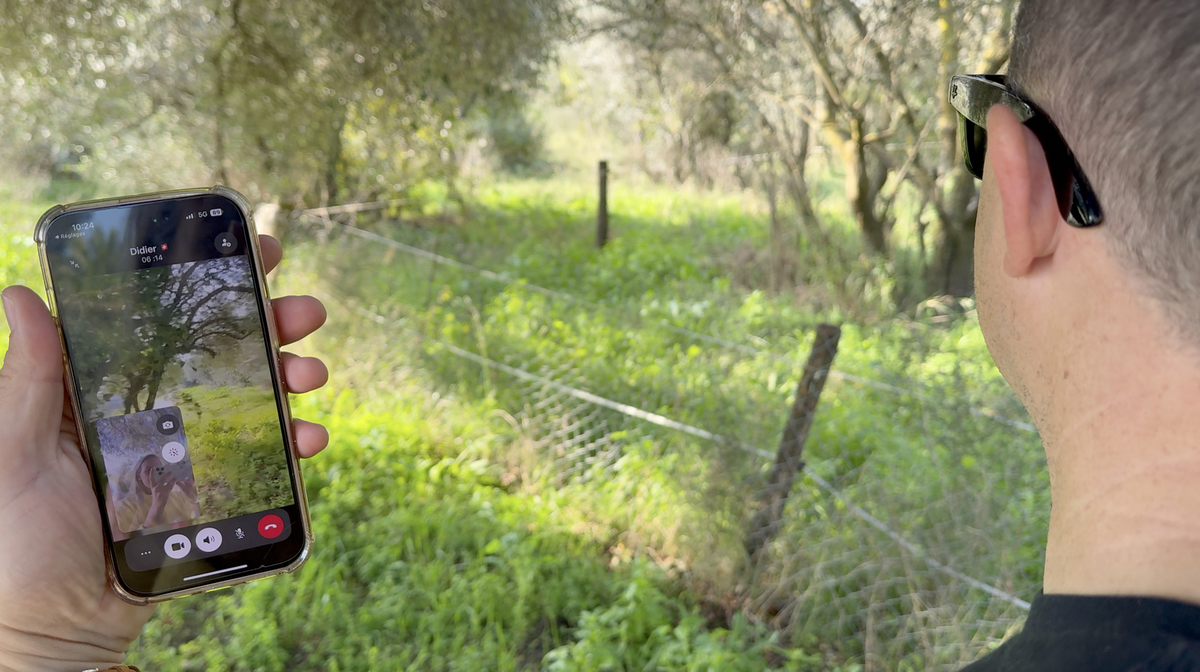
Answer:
[
  {"left": 0, "top": 174, "right": 1044, "bottom": 670},
  {"left": 294, "top": 176, "right": 1046, "bottom": 665},
  {"left": 181, "top": 387, "right": 294, "bottom": 521},
  {"left": 127, "top": 388, "right": 832, "bottom": 671}
]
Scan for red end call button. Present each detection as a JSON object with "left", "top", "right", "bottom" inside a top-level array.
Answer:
[{"left": 258, "top": 514, "right": 284, "bottom": 539}]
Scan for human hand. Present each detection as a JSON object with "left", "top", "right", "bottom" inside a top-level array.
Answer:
[
  {"left": 0, "top": 235, "right": 330, "bottom": 671},
  {"left": 177, "top": 476, "right": 197, "bottom": 500},
  {"left": 145, "top": 473, "right": 178, "bottom": 528}
]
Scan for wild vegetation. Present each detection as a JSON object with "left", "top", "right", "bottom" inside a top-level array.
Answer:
[
  {"left": 283, "top": 178, "right": 1045, "bottom": 666},
  {"left": 0, "top": 0, "right": 1017, "bottom": 310},
  {"left": 0, "top": 172, "right": 1045, "bottom": 669},
  {"left": 545, "top": 0, "right": 1014, "bottom": 298},
  {"left": 0, "top": 0, "right": 1042, "bottom": 668},
  {"left": 182, "top": 386, "right": 294, "bottom": 521}
]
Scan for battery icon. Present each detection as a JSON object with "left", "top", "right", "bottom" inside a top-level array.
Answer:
[{"left": 209, "top": 208, "right": 223, "bottom": 217}]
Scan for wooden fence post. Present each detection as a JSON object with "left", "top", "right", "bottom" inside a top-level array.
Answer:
[
  {"left": 597, "top": 160, "right": 609, "bottom": 248},
  {"left": 745, "top": 324, "right": 841, "bottom": 559}
]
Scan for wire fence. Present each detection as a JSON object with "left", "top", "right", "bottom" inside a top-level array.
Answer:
[{"left": 297, "top": 206, "right": 1049, "bottom": 671}]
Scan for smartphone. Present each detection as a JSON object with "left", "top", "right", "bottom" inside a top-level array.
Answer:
[{"left": 35, "top": 186, "right": 312, "bottom": 603}]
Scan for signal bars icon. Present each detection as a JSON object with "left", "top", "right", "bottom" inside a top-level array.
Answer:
[{"left": 185, "top": 209, "right": 221, "bottom": 220}]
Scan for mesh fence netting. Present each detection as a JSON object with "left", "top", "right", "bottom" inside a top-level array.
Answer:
[{"left": 304, "top": 214, "right": 1049, "bottom": 671}]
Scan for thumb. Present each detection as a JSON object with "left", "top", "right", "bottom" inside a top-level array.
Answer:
[{"left": 0, "top": 286, "right": 67, "bottom": 458}]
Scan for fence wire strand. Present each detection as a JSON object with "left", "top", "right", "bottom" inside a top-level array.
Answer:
[
  {"left": 308, "top": 209, "right": 1048, "bottom": 670},
  {"left": 351, "top": 302, "right": 1031, "bottom": 613},
  {"left": 324, "top": 218, "right": 1036, "bottom": 434}
]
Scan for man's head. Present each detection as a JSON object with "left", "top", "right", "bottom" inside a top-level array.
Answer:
[
  {"left": 968, "top": 1, "right": 1200, "bottom": 601},
  {"left": 973, "top": 0, "right": 1200, "bottom": 420},
  {"left": 1008, "top": 0, "right": 1200, "bottom": 334}
]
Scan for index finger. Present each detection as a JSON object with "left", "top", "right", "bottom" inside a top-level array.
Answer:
[{"left": 259, "top": 235, "right": 282, "bottom": 274}]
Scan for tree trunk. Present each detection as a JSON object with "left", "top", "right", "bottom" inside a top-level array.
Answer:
[
  {"left": 745, "top": 324, "right": 841, "bottom": 559},
  {"left": 928, "top": 0, "right": 1011, "bottom": 297},
  {"left": 779, "top": 120, "right": 819, "bottom": 234},
  {"left": 125, "top": 375, "right": 146, "bottom": 414},
  {"left": 823, "top": 108, "right": 887, "bottom": 255},
  {"left": 930, "top": 170, "right": 978, "bottom": 296},
  {"left": 144, "top": 370, "right": 163, "bottom": 411},
  {"left": 846, "top": 123, "right": 886, "bottom": 255},
  {"left": 762, "top": 159, "right": 785, "bottom": 291},
  {"left": 791, "top": 2, "right": 889, "bottom": 257},
  {"left": 928, "top": 0, "right": 973, "bottom": 296},
  {"left": 323, "top": 108, "right": 346, "bottom": 205},
  {"left": 212, "top": 53, "right": 230, "bottom": 185}
]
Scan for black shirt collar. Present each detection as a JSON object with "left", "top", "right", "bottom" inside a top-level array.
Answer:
[{"left": 1026, "top": 591, "right": 1200, "bottom": 641}]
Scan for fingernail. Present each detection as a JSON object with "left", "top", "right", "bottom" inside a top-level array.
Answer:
[{"left": 2, "top": 292, "right": 16, "bottom": 333}]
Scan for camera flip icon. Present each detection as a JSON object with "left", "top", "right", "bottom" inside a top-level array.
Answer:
[{"left": 156, "top": 414, "right": 180, "bottom": 435}]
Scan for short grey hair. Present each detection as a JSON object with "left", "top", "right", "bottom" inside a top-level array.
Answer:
[{"left": 1009, "top": 0, "right": 1200, "bottom": 340}]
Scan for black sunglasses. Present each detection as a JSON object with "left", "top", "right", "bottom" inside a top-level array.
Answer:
[{"left": 948, "top": 74, "right": 1103, "bottom": 228}]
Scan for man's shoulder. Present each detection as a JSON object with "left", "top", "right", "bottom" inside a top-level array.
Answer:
[
  {"left": 962, "top": 593, "right": 1200, "bottom": 672},
  {"left": 963, "top": 631, "right": 1200, "bottom": 672}
]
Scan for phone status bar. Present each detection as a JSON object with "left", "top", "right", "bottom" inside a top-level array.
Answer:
[
  {"left": 184, "top": 207, "right": 224, "bottom": 222},
  {"left": 46, "top": 196, "right": 248, "bottom": 276}
]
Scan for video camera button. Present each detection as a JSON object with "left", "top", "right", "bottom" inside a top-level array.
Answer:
[
  {"left": 195, "top": 527, "right": 223, "bottom": 553},
  {"left": 164, "top": 534, "right": 191, "bottom": 559}
]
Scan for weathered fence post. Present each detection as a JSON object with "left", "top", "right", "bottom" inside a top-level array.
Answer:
[
  {"left": 597, "top": 160, "right": 609, "bottom": 248},
  {"left": 745, "top": 324, "right": 841, "bottom": 559}
]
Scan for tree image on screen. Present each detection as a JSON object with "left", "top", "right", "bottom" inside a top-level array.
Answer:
[
  {"left": 59, "top": 255, "right": 292, "bottom": 535},
  {"left": 70, "top": 257, "right": 255, "bottom": 413}
]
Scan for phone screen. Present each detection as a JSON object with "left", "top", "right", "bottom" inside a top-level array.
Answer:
[{"left": 42, "top": 193, "right": 307, "bottom": 598}]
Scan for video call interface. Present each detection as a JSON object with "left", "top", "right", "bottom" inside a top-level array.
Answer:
[{"left": 45, "top": 197, "right": 299, "bottom": 580}]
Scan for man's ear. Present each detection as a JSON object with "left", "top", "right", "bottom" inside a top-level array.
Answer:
[{"left": 986, "top": 105, "right": 1062, "bottom": 278}]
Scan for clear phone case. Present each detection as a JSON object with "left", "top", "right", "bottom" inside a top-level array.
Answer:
[{"left": 34, "top": 185, "right": 313, "bottom": 604}]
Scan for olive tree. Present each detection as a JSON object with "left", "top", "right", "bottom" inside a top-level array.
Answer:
[
  {"left": 0, "top": 0, "right": 574, "bottom": 204},
  {"left": 590, "top": 0, "right": 1014, "bottom": 298}
]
